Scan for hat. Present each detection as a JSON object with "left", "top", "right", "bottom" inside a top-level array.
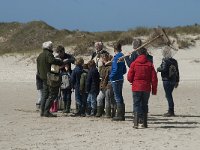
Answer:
[
  {"left": 132, "top": 39, "right": 142, "bottom": 49},
  {"left": 42, "top": 41, "right": 53, "bottom": 50}
]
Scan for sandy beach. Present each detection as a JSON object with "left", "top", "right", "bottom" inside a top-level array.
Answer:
[{"left": 0, "top": 43, "right": 200, "bottom": 150}]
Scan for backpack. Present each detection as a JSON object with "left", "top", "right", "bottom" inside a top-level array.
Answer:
[
  {"left": 168, "top": 59, "right": 178, "bottom": 79},
  {"left": 60, "top": 72, "right": 71, "bottom": 89}
]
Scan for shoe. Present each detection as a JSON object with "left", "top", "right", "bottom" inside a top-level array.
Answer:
[
  {"left": 44, "top": 112, "right": 57, "bottom": 117},
  {"left": 96, "top": 106, "right": 104, "bottom": 117},
  {"left": 163, "top": 111, "right": 175, "bottom": 117},
  {"left": 112, "top": 105, "right": 125, "bottom": 121},
  {"left": 104, "top": 107, "right": 111, "bottom": 118}
]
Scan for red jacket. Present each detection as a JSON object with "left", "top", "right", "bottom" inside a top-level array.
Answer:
[{"left": 127, "top": 55, "right": 158, "bottom": 95}]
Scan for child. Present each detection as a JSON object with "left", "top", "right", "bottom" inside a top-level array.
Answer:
[
  {"left": 60, "top": 63, "right": 72, "bottom": 113},
  {"left": 86, "top": 60, "right": 100, "bottom": 116},
  {"left": 70, "top": 57, "right": 84, "bottom": 116},
  {"left": 96, "top": 53, "right": 115, "bottom": 118},
  {"left": 80, "top": 64, "right": 89, "bottom": 116}
]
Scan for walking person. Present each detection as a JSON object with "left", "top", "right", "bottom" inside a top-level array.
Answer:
[
  {"left": 127, "top": 47, "right": 158, "bottom": 128},
  {"left": 110, "top": 42, "right": 126, "bottom": 121},
  {"left": 37, "top": 41, "right": 64, "bottom": 117},
  {"left": 157, "top": 47, "right": 179, "bottom": 117},
  {"left": 86, "top": 60, "right": 100, "bottom": 116}
]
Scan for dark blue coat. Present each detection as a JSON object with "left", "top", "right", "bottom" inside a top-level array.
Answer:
[
  {"left": 70, "top": 65, "right": 83, "bottom": 89},
  {"left": 86, "top": 66, "right": 100, "bottom": 94}
]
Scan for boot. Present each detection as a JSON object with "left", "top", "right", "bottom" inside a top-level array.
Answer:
[
  {"left": 36, "top": 103, "right": 40, "bottom": 111},
  {"left": 143, "top": 113, "right": 148, "bottom": 128},
  {"left": 112, "top": 105, "right": 124, "bottom": 121},
  {"left": 122, "top": 103, "right": 125, "bottom": 121},
  {"left": 90, "top": 109, "right": 97, "bottom": 116},
  {"left": 111, "top": 105, "right": 116, "bottom": 118},
  {"left": 163, "top": 110, "right": 175, "bottom": 117},
  {"left": 105, "top": 107, "right": 111, "bottom": 118},
  {"left": 96, "top": 106, "right": 104, "bottom": 117},
  {"left": 133, "top": 112, "right": 139, "bottom": 129},
  {"left": 71, "top": 105, "right": 81, "bottom": 117},
  {"left": 44, "top": 111, "right": 57, "bottom": 117}
]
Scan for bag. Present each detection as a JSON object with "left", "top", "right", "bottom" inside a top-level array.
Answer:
[
  {"left": 50, "top": 100, "right": 58, "bottom": 112},
  {"left": 47, "top": 72, "right": 61, "bottom": 87},
  {"left": 169, "top": 60, "right": 178, "bottom": 79},
  {"left": 60, "top": 73, "right": 71, "bottom": 89}
]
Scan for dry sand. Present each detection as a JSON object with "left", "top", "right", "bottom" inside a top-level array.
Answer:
[{"left": 0, "top": 42, "right": 200, "bottom": 150}]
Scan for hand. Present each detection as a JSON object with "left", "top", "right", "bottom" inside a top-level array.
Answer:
[{"left": 174, "top": 82, "right": 179, "bottom": 88}]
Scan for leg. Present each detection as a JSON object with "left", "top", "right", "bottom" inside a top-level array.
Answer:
[
  {"left": 133, "top": 92, "right": 142, "bottom": 128},
  {"left": 96, "top": 90, "right": 105, "bottom": 117},
  {"left": 141, "top": 92, "right": 150, "bottom": 128},
  {"left": 163, "top": 81, "right": 175, "bottom": 116},
  {"left": 44, "top": 86, "right": 59, "bottom": 117},
  {"left": 40, "top": 82, "right": 49, "bottom": 116}
]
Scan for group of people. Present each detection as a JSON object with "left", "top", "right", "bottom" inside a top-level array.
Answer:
[{"left": 36, "top": 39, "right": 179, "bottom": 129}]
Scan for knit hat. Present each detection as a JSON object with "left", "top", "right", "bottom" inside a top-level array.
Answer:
[
  {"left": 132, "top": 39, "right": 142, "bottom": 49},
  {"left": 42, "top": 41, "right": 53, "bottom": 50}
]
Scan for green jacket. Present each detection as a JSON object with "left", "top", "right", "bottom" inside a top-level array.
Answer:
[{"left": 37, "top": 49, "right": 63, "bottom": 81}]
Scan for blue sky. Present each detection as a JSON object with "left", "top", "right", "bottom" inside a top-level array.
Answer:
[{"left": 0, "top": 0, "right": 200, "bottom": 31}]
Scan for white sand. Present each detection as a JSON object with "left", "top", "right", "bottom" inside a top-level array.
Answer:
[{"left": 0, "top": 42, "right": 200, "bottom": 150}]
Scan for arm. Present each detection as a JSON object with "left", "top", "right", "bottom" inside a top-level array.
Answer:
[
  {"left": 127, "top": 62, "right": 135, "bottom": 83},
  {"left": 86, "top": 70, "right": 92, "bottom": 92},
  {"left": 109, "top": 57, "right": 118, "bottom": 80},
  {"left": 151, "top": 65, "right": 158, "bottom": 95},
  {"left": 64, "top": 54, "right": 75, "bottom": 64},
  {"left": 157, "top": 59, "right": 168, "bottom": 72},
  {"left": 48, "top": 53, "right": 63, "bottom": 66}
]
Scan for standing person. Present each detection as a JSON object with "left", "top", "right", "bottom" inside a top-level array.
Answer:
[
  {"left": 36, "top": 73, "right": 43, "bottom": 111},
  {"left": 91, "top": 41, "right": 109, "bottom": 70},
  {"left": 80, "top": 64, "right": 89, "bottom": 116},
  {"left": 124, "top": 39, "right": 153, "bottom": 67},
  {"left": 37, "top": 41, "right": 64, "bottom": 117},
  {"left": 96, "top": 53, "right": 115, "bottom": 118},
  {"left": 157, "top": 47, "right": 179, "bottom": 117},
  {"left": 86, "top": 60, "right": 100, "bottom": 116},
  {"left": 110, "top": 42, "right": 127, "bottom": 121},
  {"left": 70, "top": 57, "right": 84, "bottom": 116},
  {"left": 56, "top": 45, "right": 75, "bottom": 113},
  {"left": 60, "top": 63, "right": 72, "bottom": 113},
  {"left": 127, "top": 48, "right": 158, "bottom": 128}
]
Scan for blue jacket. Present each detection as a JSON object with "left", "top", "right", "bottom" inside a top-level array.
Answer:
[
  {"left": 109, "top": 52, "right": 127, "bottom": 81},
  {"left": 70, "top": 65, "right": 83, "bottom": 89}
]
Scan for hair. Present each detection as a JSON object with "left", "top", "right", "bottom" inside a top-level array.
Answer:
[
  {"left": 132, "top": 39, "right": 142, "bottom": 49},
  {"left": 113, "top": 42, "right": 122, "bottom": 52},
  {"left": 87, "top": 60, "right": 96, "bottom": 68},
  {"left": 75, "top": 57, "right": 84, "bottom": 66},
  {"left": 56, "top": 45, "right": 65, "bottom": 53},
  {"left": 101, "top": 53, "right": 110, "bottom": 62},
  {"left": 83, "top": 63, "right": 89, "bottom": 69},
  {"left": 137, "top": 47, "right": 147, "bottom": 55}
]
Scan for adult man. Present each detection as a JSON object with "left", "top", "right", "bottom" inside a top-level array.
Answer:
[
  {"left": 56, "top": 45, "right": 75, "bottom": 113},
  {"left": 37, "top": 41, "right": 64, "bottom": 117},
  {"left": 124, "top": 39, "right": 153, "bottom": 67},
  {"left": 91, "top": 41, "right": 109, "bottom": 70},
  {"left": 110, "top": 42, "right": 126, "bottom": 121}
]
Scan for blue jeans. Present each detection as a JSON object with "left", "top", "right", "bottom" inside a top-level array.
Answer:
[
  {"left": 133, "top": 91, "right": 150, "bottom": 114},
  {"left": 75, "top": 87, "right": 82, "bottom": 107},
  {"left": 61, "top": 89, "right": 71, "bottom": 103},
  {"left": 111, "top": 80, "right": 124, "bottom": 106},
  {"left": 163, "top": 81, "right": 176, "bottom": 111},
  {"left": 87, "top": 92, "right": 97, "bottom": 110}
]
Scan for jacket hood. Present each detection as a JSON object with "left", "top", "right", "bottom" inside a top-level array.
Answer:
[{"left": 135, "top": 55, "right": 148, "bottom": 64}]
